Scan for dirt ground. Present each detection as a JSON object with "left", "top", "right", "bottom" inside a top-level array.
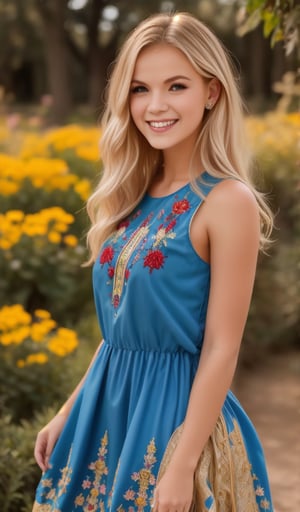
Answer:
[{"left": 235, "top": 350, "right": 300, "bottom": 512}]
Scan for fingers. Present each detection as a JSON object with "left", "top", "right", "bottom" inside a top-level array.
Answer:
[
  {"left": 34, "top": 430, "right": 54, "bottom": 472},
  {"left": 151, "top": 490, "right": 192, "bottom": 512}
]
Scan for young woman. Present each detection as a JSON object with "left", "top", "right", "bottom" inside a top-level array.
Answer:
[{"left": 33, "top": 12, "right": 273, "bottom": 512}]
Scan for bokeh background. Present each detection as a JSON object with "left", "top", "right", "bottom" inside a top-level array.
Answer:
[{"left": 0, "top": 1, "right": 299, "bottom": 511}]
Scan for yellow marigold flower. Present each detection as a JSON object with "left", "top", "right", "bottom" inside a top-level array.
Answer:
[
  {"left": 9, "top": 326, "right": 31, "bottom": 344},
  {"left": 22, "top": 223, "right": 47, "bottom": 237},
  {"left": 48, "top": 328, "right": 79, "bottom": 357},
  {"left": 0, "top": 239, "right": 13, "bottom": 250},
  {"left": 0, "top": 332, "right": 14, "bottom": 345},
  {"left": 34, "top": 309, "right": 51, "bottom": 319},
  {"left": 0, "top": 304, "right": 31, "bottom": 331},
  {"left": 74, "top": 179, "right": 91, "bottom": 201},
  {"left": 63, "top": 234, "right": 78, "bottom": 247},
  {"left": 75, "top": 145, "right": 100, "bottom": 162},
  {"left": 6, "top": 210, "right": 25, "bottom": 222},
  {"left": 31, "top": 319, "right": 57, "bottom": 342},
  {"left": 48, "top": 231, "right": 61, "bottom": 244},
  {"left": 17, "top": 359, "right": 26, "bottom": 368},
  {"left": 26, "top": 352, "right": 49, "bottom": 365},
  {"left": 54, "top": 222, "right": 68, "bottom": 233},
  {"left": 0, "top": 179, "right": 19, "bottom": 195}
]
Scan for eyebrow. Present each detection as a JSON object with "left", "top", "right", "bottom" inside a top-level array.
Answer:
[{"left": 131, "top": 75, "right": 191, "bottom": 85}]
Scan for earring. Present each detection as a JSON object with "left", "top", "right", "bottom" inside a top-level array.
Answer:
[{"left": 205, "top": 102, "right": 214, "bottom": 110}]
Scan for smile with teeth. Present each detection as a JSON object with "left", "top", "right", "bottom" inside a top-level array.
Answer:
[{"left": 148, "top": 120, "right": 177, "bottom": 128}]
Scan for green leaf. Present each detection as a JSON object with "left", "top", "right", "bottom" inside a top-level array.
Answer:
[{"left": 262, "top": 10, "right": 280, "bottom": 37}]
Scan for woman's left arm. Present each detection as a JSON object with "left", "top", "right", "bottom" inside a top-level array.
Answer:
[{"left": 153, "top": 180, "right": 260, "bottom": 512}]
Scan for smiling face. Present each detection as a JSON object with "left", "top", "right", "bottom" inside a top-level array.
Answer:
[{"left": 129, "top": 43, "right": 219, "bottom": 159}]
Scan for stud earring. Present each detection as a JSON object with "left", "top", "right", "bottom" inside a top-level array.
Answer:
[{"left": 205, "top": 102, "right": 214, "bottom": 110}]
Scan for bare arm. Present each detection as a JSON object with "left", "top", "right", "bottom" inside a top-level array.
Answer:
[
  {"left": 154, "top": 180, "right": 260, "bottom": 511},
  {"left": 34, "top": 339, "right": 103, "bottom": 471}
]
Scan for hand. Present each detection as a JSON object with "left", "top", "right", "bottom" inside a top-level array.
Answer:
[
  {"left": 153, "top": 463, "right": 194, "bottom": 512},
  {"left": 34, "top": 413, "right": 67, "bottom": 472}
]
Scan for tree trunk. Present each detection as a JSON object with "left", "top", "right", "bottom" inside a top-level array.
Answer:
[
  {"left": 37, "top": 0, "right": 72, "bottom": 124},
  {"left": 86, "top": 0, "right": 119, "bottom": 112}
]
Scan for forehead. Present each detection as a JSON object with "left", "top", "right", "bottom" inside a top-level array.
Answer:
[{"left": 132, "top": 43, "right": 197, "bottom": 80}]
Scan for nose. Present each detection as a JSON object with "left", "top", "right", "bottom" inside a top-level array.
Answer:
[{"left": 148, "top": 92, "right": 168, "bottom": 114}]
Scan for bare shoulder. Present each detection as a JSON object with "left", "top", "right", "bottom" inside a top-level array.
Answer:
[
  {"left": 207, "top": 178, "right": 258, "bottom": 210},
  {"left": 204, "top": 178, "right": 260, "bottom": 230}
]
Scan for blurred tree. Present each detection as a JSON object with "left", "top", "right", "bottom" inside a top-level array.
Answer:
[
  {"left": 0, "top": 0, "right": 296, "bottom": 122},
  {"left": 35, "top": 0, "right": 72, "bottom": 123},
  {"left": 237, "top": 0, "right": 300, "bottom": 57}
]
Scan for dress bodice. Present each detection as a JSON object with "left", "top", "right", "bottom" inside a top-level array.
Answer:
[{"left": 92, "top": 171, "right": 222, "bottom": 354}]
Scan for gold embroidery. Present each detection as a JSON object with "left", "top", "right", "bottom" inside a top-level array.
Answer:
[
  {"left": 74, "top": 431, "right": 109, "bottom": 511},
  {"left": 157, "top": 415, "right": 270, "bottom": 512},
  {"left": 32, "top": 447, "right": 73, "bottom": 512},
  {"left": 112, "top": 226, "right": 149, "bottom": 304},
  {"left": 122, "top": 437, "right": 157, "bottom": 511}
]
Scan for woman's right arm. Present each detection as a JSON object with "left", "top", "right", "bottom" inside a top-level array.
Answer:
[{"left": 34, "top": 340, "right": 103, "bottom": 472}]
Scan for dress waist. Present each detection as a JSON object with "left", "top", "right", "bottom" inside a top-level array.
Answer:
[{"left": 103, "top": 338, "right": 200, "bottom": 358}]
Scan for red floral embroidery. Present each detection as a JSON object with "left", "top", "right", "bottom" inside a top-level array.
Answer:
[
  {"left": 172, "top": 199, "right": 190, "bottom": 214},
  {"left": 165, "top": 219, "right": 176, "bottom": 232},
  {"left": 125, "top": 269, "right": 130, "bottom": 280},
  {"left": 143, "top": 250, "right": 165, "bottom": 273},
  {"left": 113, "top": 295, "right": 120, "bottom": 308},
  {"left": 118, "top": 219, "right": 130, "bottom": 229},
  {"left": 100, "top": 246, "right": 114, "bottom": 264},
  {"left": 107, "top": 267, "right": 114, "bottom": 278}
]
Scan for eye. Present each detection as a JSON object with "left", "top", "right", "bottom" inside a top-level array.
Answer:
[
  {"left": 131, "top": 85, "right": 148, "bottom": 94},
  {"left": 169, "top": 83, "right": 187, "bottom": 91}
]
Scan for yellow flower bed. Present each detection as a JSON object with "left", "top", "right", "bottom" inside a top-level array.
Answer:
[
  {"left": 20, "top": 124, "right": 100, "bottom": 161},
  {"left": 0, "top": 153, "right": 91, "bottom": 200},
  {"left": 0, "top": 206, "right": 77, "bottom": 250},
  {"left": 245, "top": 112, "right": 300, "bottom": 167},
  {"left": 0, "top": 304, "right": 79, "bottom": 366}
]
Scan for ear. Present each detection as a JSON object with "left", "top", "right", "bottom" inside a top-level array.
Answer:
[{"left": 206, "top": 78, "right": 221, "bottom": 108}]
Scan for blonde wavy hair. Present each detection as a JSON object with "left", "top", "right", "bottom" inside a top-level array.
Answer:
[{"left": 86, "top": 12, "right": 273, "bottom": 263}]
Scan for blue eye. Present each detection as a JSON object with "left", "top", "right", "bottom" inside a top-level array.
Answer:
[
  {"left": 170, "top": 83, "right": 187, "bottom": 91},
  {"left": 131, "top": 85, "right": 148, "bottom": 94}
]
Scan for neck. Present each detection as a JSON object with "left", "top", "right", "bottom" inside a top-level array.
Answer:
[{"left": 160, "top": 147, "right": 202, "bottom": 185}]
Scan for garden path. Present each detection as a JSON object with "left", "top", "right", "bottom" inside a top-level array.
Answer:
[{"left": 235, "top": 350, "right": 300, "bottom": 512}]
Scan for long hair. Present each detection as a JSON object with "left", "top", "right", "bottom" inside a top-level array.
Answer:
[{"left": 86, "top": 12, "right": 273, "bottom": 263}]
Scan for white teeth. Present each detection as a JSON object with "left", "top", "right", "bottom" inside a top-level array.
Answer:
[{"left": 149, "top": 120, "right": 176, "bottom": 128}]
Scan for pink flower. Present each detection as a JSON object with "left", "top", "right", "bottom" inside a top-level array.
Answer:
[
  {"left": 172, "top": 199, "right": 190, "bottom": 214},
  {"left": 99, "top": 484, "right": 106, "bottom": 494},
  {"left": 143, "top": 250, "right": 165, "bottom": 273},
  {"left": 82, "top": 479, "right": 91, "bottom": 489},
  {"left": 124, "top": 489, "right": 136, "bottom": 501},
  {"left": 100, "top": 246, "right": 114, "bottom": 264}
]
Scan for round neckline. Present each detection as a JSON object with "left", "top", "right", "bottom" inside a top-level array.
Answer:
[
  {"left": 146, "top": 181, "right": 191, "bottom": 200},
  {"left": 146, "top": 171, "right": 209, "bottom": 200}
]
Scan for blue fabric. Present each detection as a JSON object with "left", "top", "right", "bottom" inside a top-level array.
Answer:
[{"left": 34, "top": 171, "right": 273, "bottom": 511}]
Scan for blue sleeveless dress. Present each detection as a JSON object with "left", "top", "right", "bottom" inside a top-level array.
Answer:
[{"left": 33, "top": 171, "right": 273, "bottom": 512}]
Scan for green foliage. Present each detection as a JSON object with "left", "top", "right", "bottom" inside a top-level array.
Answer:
[
  {"left": 0, "top": 408, "right": 56, "bottom": 512},
  {"left": 241, "top": 113, "right": 300, "bottom": 362},
  {"left": 0, "top": 231, "right": 92, "bottom": 322},
  {"left": 237, "top": 0, "right": 300, "bottom": 54},
  {"left": 0, "top": 344, "right": 75, "bottom": 422}
]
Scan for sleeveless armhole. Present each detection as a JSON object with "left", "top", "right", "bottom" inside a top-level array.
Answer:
[{"left": 188, "top": 177, "right": 237, "bottom": 265}]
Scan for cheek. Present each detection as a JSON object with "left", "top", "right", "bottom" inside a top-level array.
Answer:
[{"left": 130, "top": 99, "right": 144, "bottom": 127}]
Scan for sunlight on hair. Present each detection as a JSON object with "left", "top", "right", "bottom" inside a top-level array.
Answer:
[{"left": 173, "top": 14, "right": 181, "bottom": 23}]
